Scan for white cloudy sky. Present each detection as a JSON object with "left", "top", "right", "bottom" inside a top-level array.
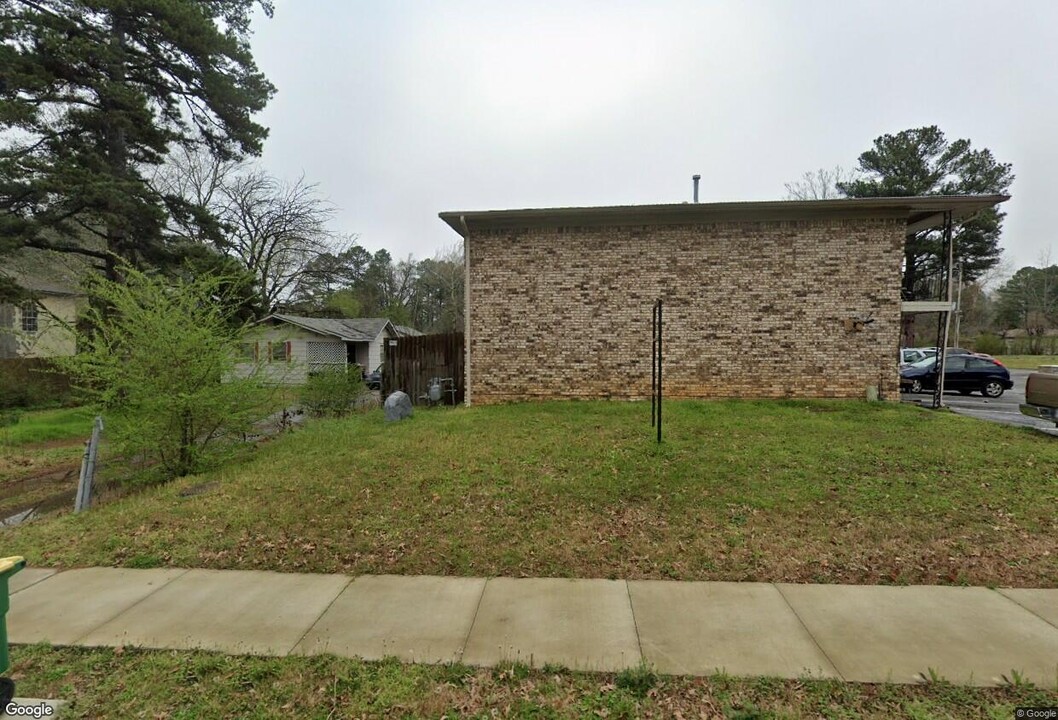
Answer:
[{"left": 248, "top": 1, "right": 1055, "bottom": 273}]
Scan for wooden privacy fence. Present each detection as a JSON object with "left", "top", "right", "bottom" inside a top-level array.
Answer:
[{"left": 383, "top": 332, "right": 465, "bottom": 405}]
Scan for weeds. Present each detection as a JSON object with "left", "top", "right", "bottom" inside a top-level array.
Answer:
[{"left": 615, "top": 661, "right": 657, "bottom": 698}]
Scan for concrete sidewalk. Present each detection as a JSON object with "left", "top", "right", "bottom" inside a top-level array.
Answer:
[{"left": 8, "top": 567, "right": 1058, "bottom": 687}]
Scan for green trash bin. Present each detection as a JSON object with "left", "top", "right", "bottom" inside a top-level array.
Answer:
[{"left": 0, "top": 556, "right": 25, "bottom": 708}]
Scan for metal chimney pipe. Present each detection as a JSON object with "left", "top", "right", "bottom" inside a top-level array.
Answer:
[{"left": 692, "top": 174, "right": 701, "bottom": 203}]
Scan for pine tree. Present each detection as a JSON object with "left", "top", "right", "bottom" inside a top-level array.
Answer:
[
  {"left": 0, "top": 0, "right": 276, "bottom": 282},
  {"left": 838, "top": 126, "right": 1014, "bottom": 299}
]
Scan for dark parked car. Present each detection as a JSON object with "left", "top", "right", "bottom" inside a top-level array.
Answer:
[
  {"left": 900, "top": 355, "right": 1013, "bottom": 398},
  {"left": 362, "top": 364, "right": 383, "bottom": 391}
]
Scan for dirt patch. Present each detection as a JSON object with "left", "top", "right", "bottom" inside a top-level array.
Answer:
[
  {"left": 19, "top": 437, "right": 87, "bottom": 451},
  {"left": 0, "top": 463, "right": 79, "bottom": 498}
]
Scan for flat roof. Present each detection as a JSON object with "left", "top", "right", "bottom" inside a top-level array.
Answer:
[{"left": 439, "top": 194, "right": 1010, "bottom": 238}]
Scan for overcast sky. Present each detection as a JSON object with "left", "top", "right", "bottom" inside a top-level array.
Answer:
[{"left": 247, "top": 1, "right": 1055, "bottom": 274}]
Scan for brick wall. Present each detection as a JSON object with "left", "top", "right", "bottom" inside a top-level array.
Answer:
[{"left": 466, "top": 218, "right": 905, "bottom": 404}]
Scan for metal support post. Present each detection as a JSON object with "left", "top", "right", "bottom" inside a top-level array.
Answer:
[
  {"left": 75, "top": 416, "right": 103, "bottom": 512},
  {"left": 931, "top": 211, "right": 954, "bottom": 409}
]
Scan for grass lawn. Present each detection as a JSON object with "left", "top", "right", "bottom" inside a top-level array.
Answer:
[
  {"left": 995, "top": 355, "right": 1058, "bottom": 370},
  {"left": 10, "top": 645, "right": 1056, "bottom": 719},
  {"left": 0, "top": 406, "right": 94, "bottom": 447},
  {"left": 5, "top": 399, "right": 1057, "bottom": 587}
]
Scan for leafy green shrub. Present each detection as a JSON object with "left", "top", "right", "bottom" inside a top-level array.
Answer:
[
  {"left": 58, "top": 266, "right": 282, "bottom": 479},
  {"left": 299, "top": 369, "right": 369, "bottom": 418},
  {"left": 973, "top": 333, "right": 1006, "bottom": 355}
]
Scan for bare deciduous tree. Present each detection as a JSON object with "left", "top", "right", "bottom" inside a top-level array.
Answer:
[
  {"left": 783, "top": 166, "right": 858, "bottom": 200},
  {"left": 154, "top": 148, "right": 344, "bottom": 313},
  {"left": 409, "top": 244, "right": 464, "bottom": 332},
  {"left": 152, "top": 146, "right": 245, "bottom": 246},
  {"left": 217, "top": 170, "right": 339, "bottom": 312},
  {"left": 152, "top": 144, "right": 244, "bottom": 247},
  {"left": 976, "top": 256, "right": 1014, "bottom": 292}
]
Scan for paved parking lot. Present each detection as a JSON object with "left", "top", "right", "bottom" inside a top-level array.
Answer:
[{"left": 902, "top": 369, "right": 1056, "bottom": 432}]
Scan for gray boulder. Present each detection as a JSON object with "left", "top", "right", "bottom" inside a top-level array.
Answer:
[{"left": 384, "top": 391, "right": 413, "bottom": 422}]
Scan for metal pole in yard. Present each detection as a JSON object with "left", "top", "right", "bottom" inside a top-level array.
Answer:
[
  {"left": 74, "top": 439, "right": 91, "bottom": 512},
  {"left": 651, "top": 302, "right": 657, "bottom": 428},
  {"left": 651, "top": 298, "right": 660, "bottom": 444},
  {"left": 954, "top": 262, "right": 964, "bottom": 350},
  {"left": 74, "top": 416, "right": 103, "bottom": 512}
]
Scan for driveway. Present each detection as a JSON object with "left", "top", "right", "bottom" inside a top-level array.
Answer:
[{"left": 902, "top": 369, "right": 1057, "bottom": 433}]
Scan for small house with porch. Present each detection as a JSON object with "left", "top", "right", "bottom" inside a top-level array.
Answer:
[{"left": 243, "top": 314, "right": 397, "bottom": 384}]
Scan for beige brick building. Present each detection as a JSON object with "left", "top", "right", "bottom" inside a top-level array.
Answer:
[{"left": 441, "top": 196, "right": 1007, "bottom": 405}]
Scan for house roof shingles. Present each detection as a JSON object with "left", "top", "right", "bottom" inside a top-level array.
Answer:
[
  {"left": 265, "top": 314, "right": 392, "bottom": 342},
  {"left": 2, "top": 247, "right": 92, "bottom": 297}
]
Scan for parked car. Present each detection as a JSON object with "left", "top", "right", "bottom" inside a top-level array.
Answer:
[
  {"left": 900, "top": 348, "right": 927, "bottom": 365},
  {"left": 900, "top": 355, "right": 1013, "bottom": 397},
  {"left": 1021, "top": 368, "right": 1058, "bottom": 426},
  {"left": 363, "top": 364, "right": 383, "bottom": 390},
  {"left": 918, "top": 346, "right": 972, "bottom": 357}
]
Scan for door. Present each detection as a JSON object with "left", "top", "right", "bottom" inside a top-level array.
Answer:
[
  {"left": 943, "top": 356, "right": 969, "bottom": 391},
  {"left": 965, "top": 357, "right": 999, "bottom": 389}
]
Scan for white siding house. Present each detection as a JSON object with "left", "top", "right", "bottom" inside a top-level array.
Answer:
[
  {"left": 240, "top": 315, "right": 397, "bottom": 384},
  {"left": 1, "top": 247, "right": 88, "bottom": 359}
]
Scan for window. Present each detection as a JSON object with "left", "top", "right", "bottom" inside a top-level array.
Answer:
[
  {"left": 20, "top": 301, "right": 38, "bottom": 333},
  {"left": 945, "top": 357, "right": 967, "bottom": 371},
  {"left": 269, "top": 340, "right": 289, "bottom": 362},
  {"left": 240, "top": 342, "right": 258, "bottom": 362},
  {"left": 968, "top": 358, "right": 996, "bottom": 370}
]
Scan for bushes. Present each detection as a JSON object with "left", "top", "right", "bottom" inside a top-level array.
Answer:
[
  {"left": 299, "top": 368, "right": 370, "bottom": 418},
  {"left": 1003, "top": 336, "right": 1058, "bottom": 355},
  {"left": 0, "top": 358, "right": 73, "bottom": 409},
  {"left": 972, "top": 333, "right": 1006, "bottom": 356},
  {"left": 59, "top": 266, "right": 281, "bottom": 479}
]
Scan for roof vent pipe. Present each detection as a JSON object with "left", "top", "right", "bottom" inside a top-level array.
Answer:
[{"left": 692, "top": 174, "right": 701, "bottom": 203}]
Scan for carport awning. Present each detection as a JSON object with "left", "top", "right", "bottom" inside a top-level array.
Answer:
[{"left": 903, "top": 195, "right": 1009, "bottom": 235}]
